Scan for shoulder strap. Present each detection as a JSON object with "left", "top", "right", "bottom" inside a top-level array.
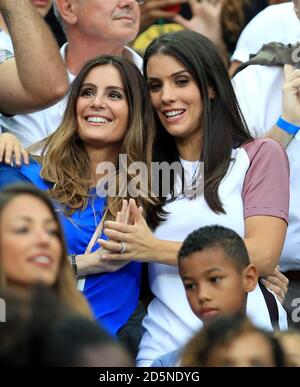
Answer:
[
  {"left": 85, "top": 208, "right": 108, "bottom": 254},
  {"left": 258, "top": 281, "right": 280, "bottom": 331}
]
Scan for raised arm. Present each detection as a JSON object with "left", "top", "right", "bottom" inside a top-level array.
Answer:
[
  {"left": 0, "top": 0, "right": 68, "bottom": 114},
  {"left": 265, "top": 64, "right": 300, "bottom": 148}
]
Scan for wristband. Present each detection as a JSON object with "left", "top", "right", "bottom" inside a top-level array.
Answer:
[
  {"left": 69, "top": 254, "right": 78, "bottom": 278},
  {"left": 276, "top": 116, "right": 300, "bottom": 135}
]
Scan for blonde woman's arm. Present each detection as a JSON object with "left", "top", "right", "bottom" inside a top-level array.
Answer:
[{"left": 75, "top": 200, "right": 133, "bottom": 276}]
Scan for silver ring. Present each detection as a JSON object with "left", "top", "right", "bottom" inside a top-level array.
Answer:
[
  {"left": 119, "top": 241, "right": 126, "bottom": 254},
  {"left": 281, "top": 289, "right": 285, "bottom": 299}
]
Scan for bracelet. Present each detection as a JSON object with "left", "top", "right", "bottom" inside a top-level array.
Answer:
[
  {"left": 69, "top": 254, "right": 78, "bottom": 278},
  {"left": 276, "top": 116, "right": 300, "bottom": 135}
]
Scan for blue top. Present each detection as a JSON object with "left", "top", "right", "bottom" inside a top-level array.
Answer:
[{"left": 0, "top": 160, "right": 141, "bottom": 335}]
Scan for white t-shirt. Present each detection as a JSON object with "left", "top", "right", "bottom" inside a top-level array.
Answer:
[
  {"left": 136, "top": 139, "right": 289, "bottom": 366},
  {"left": 232, "top": 65, "right": 300, "bottom": 272},
  {"left": 0, "top": 42, "right": 143, "bottom": 147},
  {"left": 232, "top": 2, "right": 300, "bottom": 63}
]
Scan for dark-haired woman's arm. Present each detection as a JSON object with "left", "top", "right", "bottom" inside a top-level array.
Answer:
[{"left": 100, "top": 199, "right": 182, "bottom": 266}]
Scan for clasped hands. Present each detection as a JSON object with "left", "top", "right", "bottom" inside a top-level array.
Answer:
[{"left": 76, "top": 199, "right": 154, "bottom": 276}]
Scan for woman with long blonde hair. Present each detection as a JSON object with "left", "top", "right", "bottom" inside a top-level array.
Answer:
[{"left": 0, "top": 55, "right": 158, "bottom": 354}]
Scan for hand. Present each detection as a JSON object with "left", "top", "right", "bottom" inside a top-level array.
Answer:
[
  {"left": 76, "top": 246, "right": 129, "bottom": 276},
  {"left": 99, "top": 199, "right": 156, "bottom": 262},
  {"left": 281, "top": 64, "right": 300, "bottom": 127},
  {"left": 76, "top": 200, "right": 133, "bottom": 276},
  {"left": 0, "top": 133, "right": 29, "bottom": 166},
  {"left": 261, "top": 266, "right": 289, "bottom": 304},
  {"left": 173, "top": 0, "right": 224, "bottom": 46},
  {"left": 139, "top": 0, "right": 187, "bottom": 30}
]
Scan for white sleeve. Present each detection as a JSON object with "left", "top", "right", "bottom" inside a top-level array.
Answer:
[
  {"left": 232, "top": 65, "right": 284, "bottom": 139},
  {"left": 231, "top": 10, "right": 268, "bottom": 63},
  {"left": 232, "top": 68, "right": 262, "bottom": 137},
  {"left": 231, "top": 19, "right": 264, "bottom": 63}
]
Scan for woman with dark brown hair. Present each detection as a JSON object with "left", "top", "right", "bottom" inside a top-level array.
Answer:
[{"left": 101, "top": 30, "right": 290, "bottom": 365}]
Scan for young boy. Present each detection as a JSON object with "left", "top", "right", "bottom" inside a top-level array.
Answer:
[{"left": 152, "top": 225, "right": 259, "bottom": 367}]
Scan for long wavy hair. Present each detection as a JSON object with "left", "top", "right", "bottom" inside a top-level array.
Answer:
[
  {"left": 0, "top": 184, "right": 92, "bottom": 318},
  {"left": 143, "top": 30, "right": 253, "bottom": 218},
  {"left": 31, "top": 55, "right": 158, "bottom": 225}
]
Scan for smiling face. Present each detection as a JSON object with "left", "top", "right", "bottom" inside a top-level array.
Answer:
[
  {"left": 179, "top": 247, "right": 256, "bottom": 324},
  {"left": 147, "top": 53, "right": 204, "bottom": 151},
  {"left": 0, "top": 195, "right": 62, "bottom": 289},
  {"left": 31, "top": 0, "right": 52, "bottom": 18},
  {"left": 76, "top": 64, "right": 129, "bottom": 147},
  {"left": 72, "top": 0, "right": 140, "bottom": 45}
]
